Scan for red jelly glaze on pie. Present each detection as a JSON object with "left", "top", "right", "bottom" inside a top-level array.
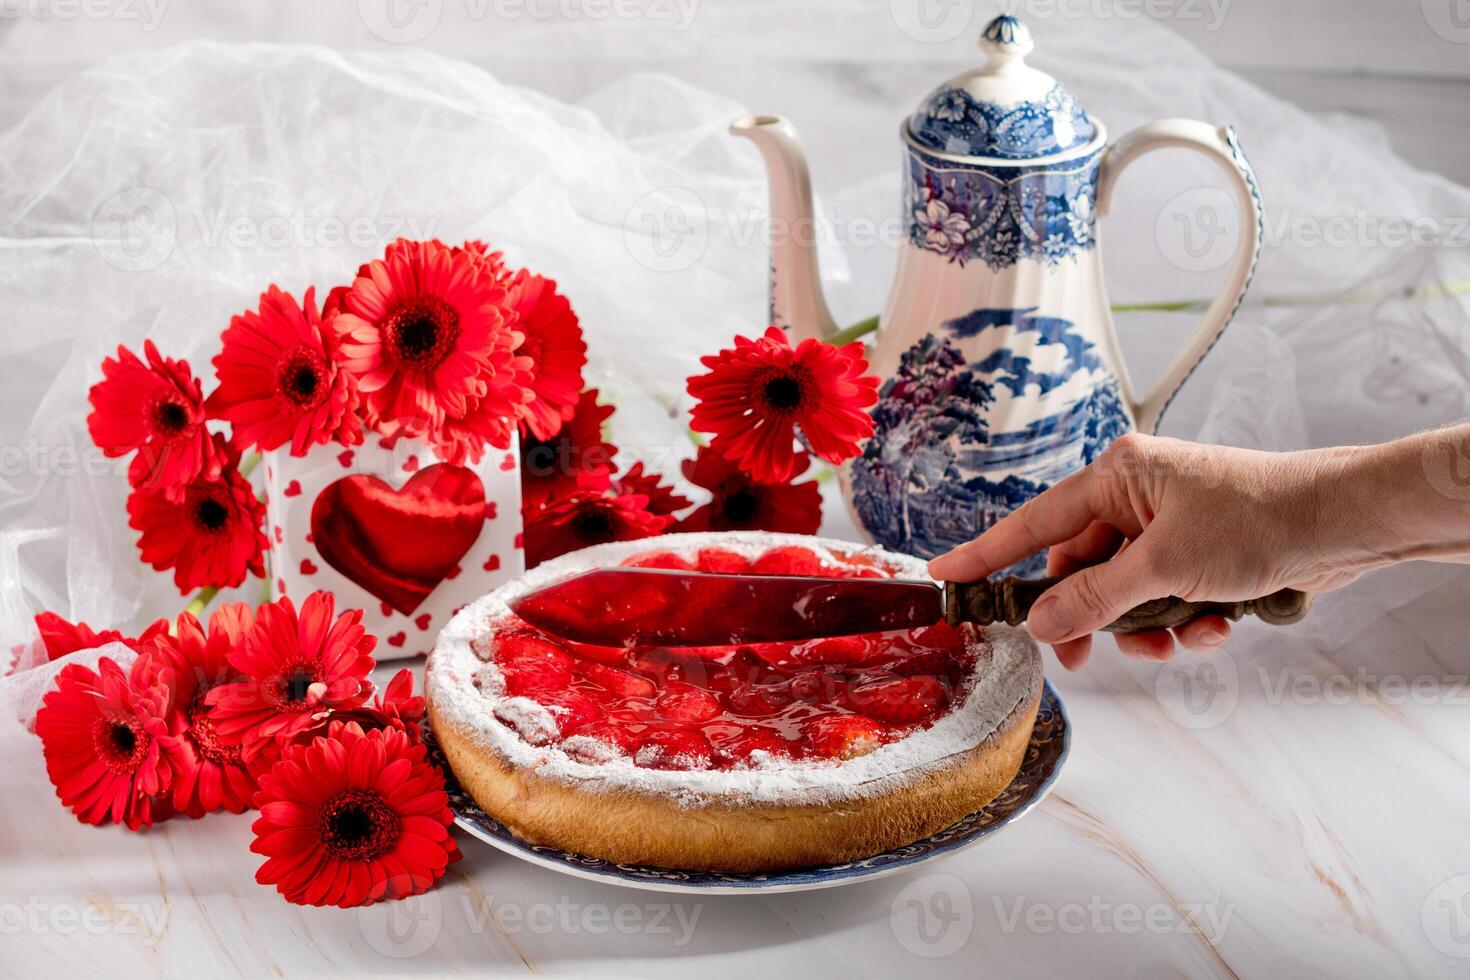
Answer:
[{"left": 483, "top": 545, "right": 976, "bottom": 771}]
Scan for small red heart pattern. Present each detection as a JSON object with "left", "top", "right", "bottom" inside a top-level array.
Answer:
[{"left": 262, "top": 437, "right": 523, "bottom": 660}]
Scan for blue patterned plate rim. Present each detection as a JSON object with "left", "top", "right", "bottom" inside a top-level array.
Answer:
[{"left": 429, "top": 677, "right": 1069, "bottom": 895}]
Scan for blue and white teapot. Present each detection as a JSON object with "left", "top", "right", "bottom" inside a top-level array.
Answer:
[{"left": 732, "top": 14, "right": 1263, "bottom": 572}]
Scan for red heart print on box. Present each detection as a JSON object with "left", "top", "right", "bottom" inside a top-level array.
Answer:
[{"left": 310, "top": 464, "right": 486, "bottom": 615}]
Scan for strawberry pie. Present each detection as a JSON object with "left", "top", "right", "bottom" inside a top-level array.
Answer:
[{"left": 426, "top": 531, "right": 1042, "bottom": 872}]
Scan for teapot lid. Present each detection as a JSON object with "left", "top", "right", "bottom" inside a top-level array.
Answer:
[{"left": 907, "top": 15, "right": 1097, "bottom": 161}]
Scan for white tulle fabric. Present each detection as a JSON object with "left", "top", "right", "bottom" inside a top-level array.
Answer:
[{"left": 1, "top": 11, "right": 1467, "bottom": 716}]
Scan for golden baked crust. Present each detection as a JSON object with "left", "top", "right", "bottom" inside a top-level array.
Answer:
[{"left": 429, "top": 681, "right": 1041, "bottom": 873}]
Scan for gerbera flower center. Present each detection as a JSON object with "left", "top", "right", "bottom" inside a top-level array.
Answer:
[
  {"left": 93, "top": 717, "right": 147, "bottom": 773},
  {"left": 385, "top": 299, "right": 460, "bottom": 372},
  {"left": 318, "top": 789, "right": 400, "bottom": 861},
  {"left": 571, "top": 508, "right": 613, "bottom": 541},
  {"left": 152, "top": 397, "right": 192, "bottom": 436},
  {"left": 276, "top": 349, "right": 328, "bottom": 409},
  {"left": 758, "top": 370, "right": 808, "bottom": 413},
  {"left": 270, "top": 662, "right": 325, "bottom": 713},
  {"left": 187, "top": 695, "right": 242, "bottom": 766},
  {"left": 721, "top": 486, "right": 761, "bottom": 524},
  {"left": 193, "top": 494, "right": 231, "bottom": 533}
]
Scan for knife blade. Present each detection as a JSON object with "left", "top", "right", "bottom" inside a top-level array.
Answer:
[
  {"left": 509, "top": 568, "right": 945, "bottom": 647},
  {"left": 509, "top": 567, "right": 1315, "bottom": 648}
]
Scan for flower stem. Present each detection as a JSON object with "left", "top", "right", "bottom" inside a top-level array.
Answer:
[
  {"left": 830, "top": 280, "right": 1470, "bottom": 345},
  {"left": 828, "top": 316, "right": 879, "bottom": 346},
  {"left": 183, "top": 587, "right": 219, "bottom": 620}
]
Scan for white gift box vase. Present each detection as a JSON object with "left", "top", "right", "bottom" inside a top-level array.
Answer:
[{"left": 262, "top": 435, "right": 524, "bottom": 660}]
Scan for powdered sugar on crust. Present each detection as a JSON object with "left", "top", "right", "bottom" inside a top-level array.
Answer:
[{"left": 427, "top": 531, "right": 1043, "bottom": 808}]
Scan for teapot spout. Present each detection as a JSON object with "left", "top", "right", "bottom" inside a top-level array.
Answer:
[{"left": 730, "top": 115, "right": 839, "bottom": 343}]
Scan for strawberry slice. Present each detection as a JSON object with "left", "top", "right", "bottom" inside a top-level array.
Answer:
[
  {"left": 496, "top": 631, "right": 576, "bottom": 694},
  {"left": 727, "top": 681, "right": 791, "bottom": 717},
  {"left": 655, "top": 682, "right": 722, "bottom": 723},
  {"left": 846, "top": 675, "right": 949, "bottom": 724},
  {"left": 537, "top": 689, "right": 605, "bottom": 736},
  {"left": 622, "top": 550, "right": 695, "bottom": 570},
  {"left": 790, "top": 669, "right": 841, "bottom": 703},
  {"left": 565, "top": 719, "right": 639, "bottom": 757},
  {"left": 718, "top": 727, "right": 793, "bottom": 767},
  {"left": 561, "top": 638, "right": 632, "bottom": 666},
  {"left": 635, "top": 729, "right": 715, "bottom": 770},
  {"left": 632, "top": 648, "right": 721, "bottom": 689},
  {"left": 582, "top": 662, "right": 658, "bottom": 700},
  {"left": 695, "top": 547, "right": 751, "bottom": 574},
  {"left": 801, "top": 635, "right": 888, "bottom": 667},
  {"left": 496, "top": 630, "right": 574, "bottom": 667},
  {"left": 500, "top": 657, "right": 573, "bottom": 696},
  {"left": 704, "top": 648, "right": 764, "bottom": 694},
  {"left": 750, "top": 546, "right": 828, "bottom": 577},
  {"left": 803, "top": 715, "right": 888, "bottom": 760}
]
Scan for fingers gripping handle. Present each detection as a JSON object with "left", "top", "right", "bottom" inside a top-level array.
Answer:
[
  {"left": 1096, "top": 119, "right": 1264, "bottom": 435},
  {"left": 944, "top": 577, "right": 1312, "bottom": 633}
]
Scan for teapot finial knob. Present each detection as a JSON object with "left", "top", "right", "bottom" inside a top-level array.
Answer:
[{"left": 979, "top": 14, "right": 1034, "bottom": 68}]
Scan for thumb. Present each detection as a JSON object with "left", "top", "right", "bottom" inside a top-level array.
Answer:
[{"left": 1026, "top": 543, "right": 1170, "bottom": 644}]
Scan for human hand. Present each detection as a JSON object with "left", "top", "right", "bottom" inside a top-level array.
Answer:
[{"left": 927, "top": 433, "right": 1410, "bottom": 669}]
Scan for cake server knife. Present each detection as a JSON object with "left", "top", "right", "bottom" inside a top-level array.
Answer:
[{"left": 508, "top": 567, "right": 1313, "bottom": 648}]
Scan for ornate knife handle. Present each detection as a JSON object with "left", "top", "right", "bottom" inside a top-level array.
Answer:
[{"left": 943, "top": 576, "right": 1312, "bottom": 633}]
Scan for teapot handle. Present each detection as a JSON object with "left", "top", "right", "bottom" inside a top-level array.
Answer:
[{"left": 1096, "top": 119, "right": 1264, "bottom": 434}]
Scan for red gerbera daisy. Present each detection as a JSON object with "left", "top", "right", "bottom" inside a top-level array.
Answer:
[
  {"left": 206, "top": 591, "right": 376, "bottom": 757},
  {"left": 524, "top": 474, "right": 673, "bottom": 568},
  {"left": 31, "top": 612, "right": 167, "bottom": 663},
  {"left": 675, "top": 445, "right": 822, "bottom": 534},
  {"left": 504, "top": 269, "right": 587, "bottom": 441},
  {"left": 520, "top": 388, "right": 617, "bottom": 510},
  {"left": 250, "top": 721, "right": 460, "bottom": 908},
  {"left": 613, "top": 462, "right": 691, "bottom": 516},
  {"left": 127, "top": 435, "right": 267, "bottom": 592},
  {"left": 687, "top": 326, "right": 880, "bottom": 483},
  {"left": 139, "top": 606, "right": 258, "bottom": 818},
  {"left": 87, "top": 340, "right": 222, "bottom": 497},
  {"left": 333, "top": 238, "right": 529, "bottom": 452},
  {"left": 35, "top": 656, "right": 175, "bottom": 830},
  {"left": 208, "top": 285, "right": 362, "bottom": 456}
]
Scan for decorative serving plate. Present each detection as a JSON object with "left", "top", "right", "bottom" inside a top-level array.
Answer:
[{"left": 428, "top": 677, "right": 1069, "bottom": 895}]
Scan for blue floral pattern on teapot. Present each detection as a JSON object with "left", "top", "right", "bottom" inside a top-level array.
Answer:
[{"left": 908, "top": 143, "right": 1100, "bottom": 269}]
